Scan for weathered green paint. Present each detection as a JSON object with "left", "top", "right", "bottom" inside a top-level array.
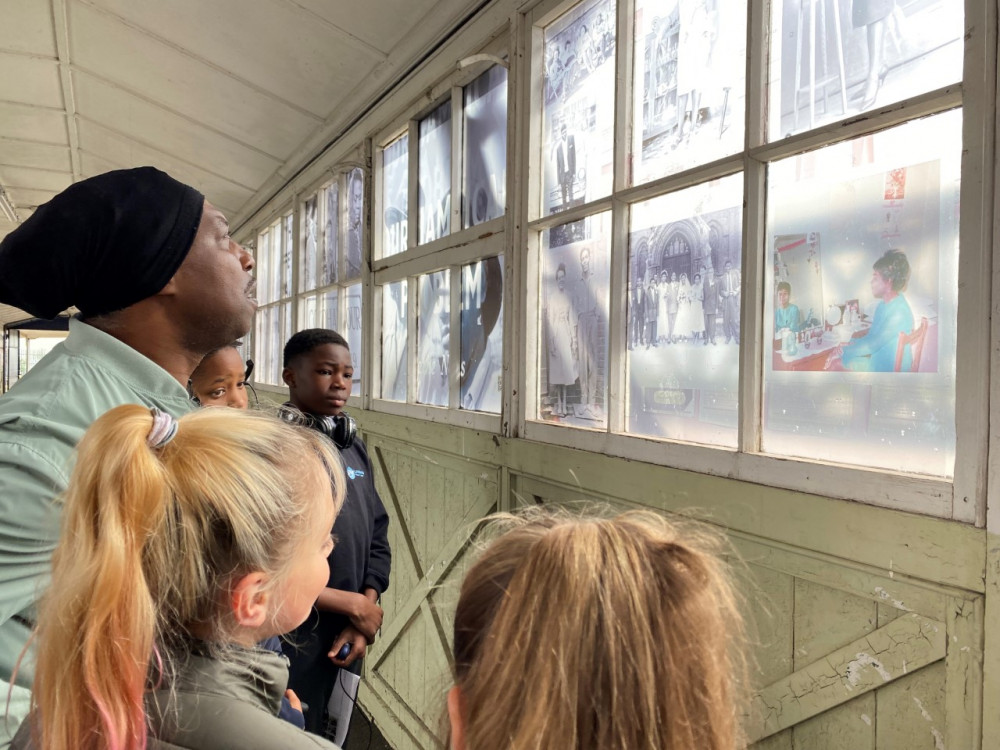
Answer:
[
  {"left": 288, "top": 410, "right": 989, "bottom": 749},
  {"left": 749, "top": 613, "right": 946, "bottom": 741}
]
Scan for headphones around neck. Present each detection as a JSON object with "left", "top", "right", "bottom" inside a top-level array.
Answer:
[{"left": 277, "top": 403, "right": 357, "bottom": 449}]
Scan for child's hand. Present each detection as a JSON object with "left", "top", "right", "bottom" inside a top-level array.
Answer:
[
  {"left": 284, "top": 688, "right": 302, "bottom": 713},
  {"left": 329, "top": 626, "right": 368, "bottom": 667},
  {"left": 350, "top": 593, "right": 383, "bottom": 642}
]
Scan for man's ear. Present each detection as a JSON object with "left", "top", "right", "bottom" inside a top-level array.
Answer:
[
  {"left": 231, "top": 572, "right": 270, "bottom": 629},
  {"left": 281, "top": 366, "right": 295, "bottom": 388},
  {"left": 447, "top": 685, "right": 466, "bottom": 750}
]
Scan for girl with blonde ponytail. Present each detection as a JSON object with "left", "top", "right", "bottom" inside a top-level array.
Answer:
[
  {"left": 447, "top": 508, "right": 749, "bottom": 750},
  {"left": 13, "top": 404, "right": 346, "bottom": 750}
]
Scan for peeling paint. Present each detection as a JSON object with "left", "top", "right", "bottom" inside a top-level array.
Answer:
[
  {"left": 931, "top": 727, "right": 945, "bottom": 750},
  {"left": 860, "top": 713, "right": 872, "bottom": 726},
  {"left": 845, "top": 652, "right": 891, "bottom": 689},
  {"left": 913, "top": 696, "right": 933, "bottom": 722},
  {"left": 874, "top": 586, "right": 912, "bottom": 611}
]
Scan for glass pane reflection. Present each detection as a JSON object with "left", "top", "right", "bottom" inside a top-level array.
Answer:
[
  {"left": 539, "top": 212, "right": 611, "bottom": 429},
  {"left": 542, "top": 0, "right": 616, "bottom": 217},
  {"left": 626, "top": 174, "right": 743, "bottom": 446},
  {"left": 419, "top": 103, "right": 452, "bottom": 245},
  {"left": 417, "top": 271, "right": 450, "bottom": 406},
  {"left": 463, "top": 66, "right": 507, "bottom": 229},
  {"left": 460, "top": 257, "right": 503, "bottom": 412},
  {"left": 763, "top": 110, "right": 961, "bottom": 477},
  {"left": 632, "top": 0, "right": 746, "bottom": 184},
  {"left": 770, "top": 0, "right": 963, "bottom": 140},
  {"left": 381, "top": 281, "right": 408, "bottom": 401}
]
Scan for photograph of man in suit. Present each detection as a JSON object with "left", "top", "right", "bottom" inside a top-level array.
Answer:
[{"left": 553, "top": 122, "right": 577, "bottom": 207}]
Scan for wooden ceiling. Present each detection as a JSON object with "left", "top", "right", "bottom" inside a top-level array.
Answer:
[{"left": 0, "top": 0, "right": 485, "bottom": 324}]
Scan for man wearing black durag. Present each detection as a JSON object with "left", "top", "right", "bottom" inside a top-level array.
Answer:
[{"left": 0, "top": 167, "right": 257, "bottom": 741}]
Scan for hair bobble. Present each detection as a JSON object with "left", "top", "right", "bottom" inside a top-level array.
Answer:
[{"left": 147, "top": 408, "right": 178, "bottom": 449}]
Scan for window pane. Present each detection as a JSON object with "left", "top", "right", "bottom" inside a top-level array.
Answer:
[
  {"left": 417, "top": 270, "right": 450, "bottom": 406},
  {"left": 763, "top": 110, "right": 960, "bottom": 476},
  {"left": 300, "top": 293, "right": 318, "bottom": 329},
  {"left": 269, "top": 224, "right": 282, "bottom": 303},
  {"left": 323, "top": 183, "right": 339, "bottom": 286},
  {"left": 461, "top": 257, "right": 504, "bottom": 412},
  {"left": 542, "top": 0, "right": 616, "bottom": 216},
  {"left": 301, "top": 196, "right": 318, "bottom": 292},
  {"left": 346, "top": 283, "right": 362, "bottom": 396},
  {"left": 627, "top": 175, "right": 743, "bottom": 446},
  {"left": 382, "top": 135, "right": 409, "bottom": 258},
  {"left": 463, "top": 66, "right": 508, "bottom": 229},
  {"left": 282, "top": 215, "right": 293, "bottom": 299},
  {"left": 321, "top": 289, "right": 339, "bottom": 332},
  {"left": 256, "top": 230, "right": 270, "bottom": 306},
  {"left": 382, "top": 281, "right": 408, "bottom": 400},
  {"left": 770, "top": 0, "right": 963, "bottom": 140},
  {"left": 632, "top": 0, "right": 746, "bottom": 184},
  {"left": 539, "top": 212, "right": 611, "bottom": 427},
  {"left": 345, "top": 169, "right": 364, "bottom": 282},
  {"left": 419, "top": 102, "right": 452, "bottom": 244}
]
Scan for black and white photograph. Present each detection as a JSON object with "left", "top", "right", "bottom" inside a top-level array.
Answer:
[
  {"left": 417, "top": 270, "right": 450, "bottom": 407},
  {"left": 321, "top": 289, "right": 338, "bottom": 333},
  {"left": 460, "top": 256, "right": 503, "bottom": 413},
  {"left": 346, "top": 284, "right": 362, "bottom": 395},
  {"left": 323, "top": 182, "right": 339, "bottom": 285},
  {"left": 633, "top": 0, "right": 746, "bottom": 185},
  {"left": 540, "top": 212, "right": 611, "bottom": 428},
  {"left": 419, "top": 102, "right": 451, "bottom": 245},
  {"left": 381, "top": 280, "right": 408, "bottom": 401},
  {"left": 463, "top": 66, "right": 507, "bottom": 229},
  {"left": 345, "top": 168, "right": 363, "bottom": 281},
  {"left": 626, "top": 175, "right": 743, "bottom": 447},
  {"left": 281, "top": 215, "right": 293, "bottom": 299},
  {"left": 763, "top": 111, "right": 959, "bottom": 475},
  {"left": 302, "top": 194, "right": 318, "bottom": 291},
  {"left": 542, "top": 0, "right": 616, "bottom": 216},
  {"left": 382, "top": 135, "right": 409, "bottom": 257},
  {"left": 773, "top": 0, "right": 963, "bottom": 138}
]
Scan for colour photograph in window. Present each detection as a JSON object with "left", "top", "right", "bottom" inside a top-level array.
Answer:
[
  {"left": 771, "top": 0, "right": 963, "bottom": 139},
  {"left": 382, "top": 135, "right": 409, "bottom": 257},
  {"left": 323, "top": 182, "right": 339, "bottom": 285},
  {"left": 763, "top": 111, "right": 960, "bottom": 476},
  {"left": 542, "top": 0, "right": 615, "bottom": 217},
  {"left": 463, "top": 66, "right": 508, "bottom": 229},
  {"left": 626, "top": 174, "right": 743, "bottom": 446},
  {"left": 345, "top": 169, "right": 364, "bottom": 281},
  {"left": 460, "top": 256, "right": 503, "bottom": 413},
  {"left": 419, "top": 103, "right": 452, "bottom": 245},
  {"left": 632, "top": 0, "right": 746, "bottom": 185},
  {"left": 539, "top": 212, "right": 611, "bottom": 428},
  {"left": 382, "top": 280, "right": 408, "bottom": 401},
  {"left": 417, "top": 271, "right": 450, "bottom": 407},
  {"left": 346, "top": 283, "right": 362, "bottom": 395}
]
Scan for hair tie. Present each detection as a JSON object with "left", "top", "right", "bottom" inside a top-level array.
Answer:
[{"left": 147, "top": 408, "right": 178, "bottom": 449}]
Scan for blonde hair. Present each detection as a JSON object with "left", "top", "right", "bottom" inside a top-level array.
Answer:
[
  {"left": 451, "top": 508, "right": 748, "bottom": 750},
  {"left": 30, "top": 405, "right": 345, "bottom": 750}
]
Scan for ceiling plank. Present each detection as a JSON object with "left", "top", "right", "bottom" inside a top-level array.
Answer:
[
  {"left": 0, "top": 1, "right": 58, "bottom": 58},
  {"left": 0, "top": 54, "right": 64, "bottom": 109},
  {"left": 0, "top": 138, "right": 72, "bottom": 172}
]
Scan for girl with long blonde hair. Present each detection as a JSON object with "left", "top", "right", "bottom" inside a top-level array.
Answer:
[
  {"left": 13, "top": 405, "right": 346, "bottom": 750},
  {"left": 447, "top": 509, "right": 748, "bottom": 750}
]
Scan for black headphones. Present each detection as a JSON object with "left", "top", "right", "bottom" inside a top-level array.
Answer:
[{"left": 277, "top": 403, "right": 356, "bottom": 449}]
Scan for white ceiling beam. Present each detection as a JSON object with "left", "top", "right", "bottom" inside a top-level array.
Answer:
[{"left": 51, "top": 0, "right": 82, "bottom": 182}]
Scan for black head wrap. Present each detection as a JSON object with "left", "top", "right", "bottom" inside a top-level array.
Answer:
[{"left": 0, "top": 167, "right": 204, "bottom": 319}]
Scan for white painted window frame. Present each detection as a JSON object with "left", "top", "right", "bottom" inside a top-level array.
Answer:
[{"left": 511, "top": 0, "right": 994, "bottom": 523}]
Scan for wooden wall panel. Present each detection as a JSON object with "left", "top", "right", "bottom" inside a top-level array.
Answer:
[{"left": 347, "top": 414, "right": 984, "bottom": 750}]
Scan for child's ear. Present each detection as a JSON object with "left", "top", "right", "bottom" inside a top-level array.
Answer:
[
  {"left": 282, "top": 366, "right": 295, "bottom": 388},
  {"left": 447, "top": 686, "right": 466, "bottom": 750},
  {"left": 231, "top": 572, "right": 270, "bottom": 629}
]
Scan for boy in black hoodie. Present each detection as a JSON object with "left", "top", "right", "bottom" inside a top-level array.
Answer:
[{"left": 281, "top": 329, "right": 391, "bottom": 736}]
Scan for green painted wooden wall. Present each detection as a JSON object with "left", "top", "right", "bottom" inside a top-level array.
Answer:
[{"left": 345, "top": 409, "right": 985, "bottom": 750}]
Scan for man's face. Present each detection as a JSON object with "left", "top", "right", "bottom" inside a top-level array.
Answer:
[
  {"left": 778, "top": 288, "right": 790, "bottom": 308},
  {"left": 581, "top": 249, "right": 590, "bottom": 275},
  {"left": 557, "top": 269, "right": 566, "bottom": 291},
  {"left": 283, "top": 342, "right": 353, "bottom": 417},
  {"left": 166, "top": 201, "right": 256, "bottom": 352}
]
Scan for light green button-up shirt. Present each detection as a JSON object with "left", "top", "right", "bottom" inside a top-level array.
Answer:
[{"left": 0, "top": 317, "right": 194, "bottom": 743}]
